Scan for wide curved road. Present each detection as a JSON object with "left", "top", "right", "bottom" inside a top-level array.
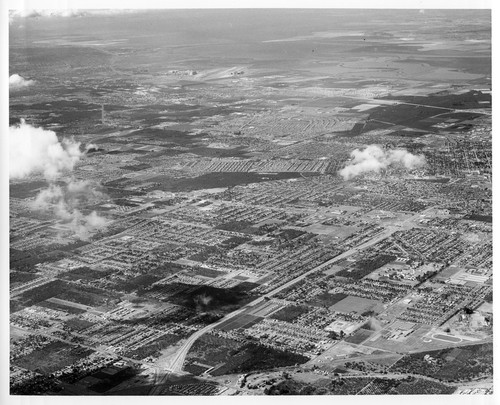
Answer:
[{"left": 166, "top": 224, "right": 403, "bottom": 374}]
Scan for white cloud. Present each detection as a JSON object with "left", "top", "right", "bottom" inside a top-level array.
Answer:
[
  {"left": 339, "top": 145, "right": 426, "bottom": 180},
  {"left": 9, "top": 74, "right": 35, "bottom": 90},
  {"left": 10, "top": 119, "right": 109, "bottom": 239},
  {"left": 9, "top": 9, "right": 86, "bottom": 20},
  {"left": 9, "top": 9, "right": 142, "bottom": 24},
  {"left": 85, "top": 143, "right": 99, "bottom": 152},
  {"left": 31, "top": 181, "right": 109, "bottom": 240},
  {"left": 9, "top": 120, "right": 82, "bottom": 180}
]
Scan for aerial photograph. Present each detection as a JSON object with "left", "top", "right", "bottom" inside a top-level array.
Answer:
[{"left": 7, "top": 5, "right": 493, "bottom": 399}]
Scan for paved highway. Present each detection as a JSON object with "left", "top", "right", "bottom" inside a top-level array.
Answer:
[
  {"left": 166, "top": 227, "right": 399, "bottom": 374},
  {"left": 158, "top": 206, "right": 438, "bottom": 381}
]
